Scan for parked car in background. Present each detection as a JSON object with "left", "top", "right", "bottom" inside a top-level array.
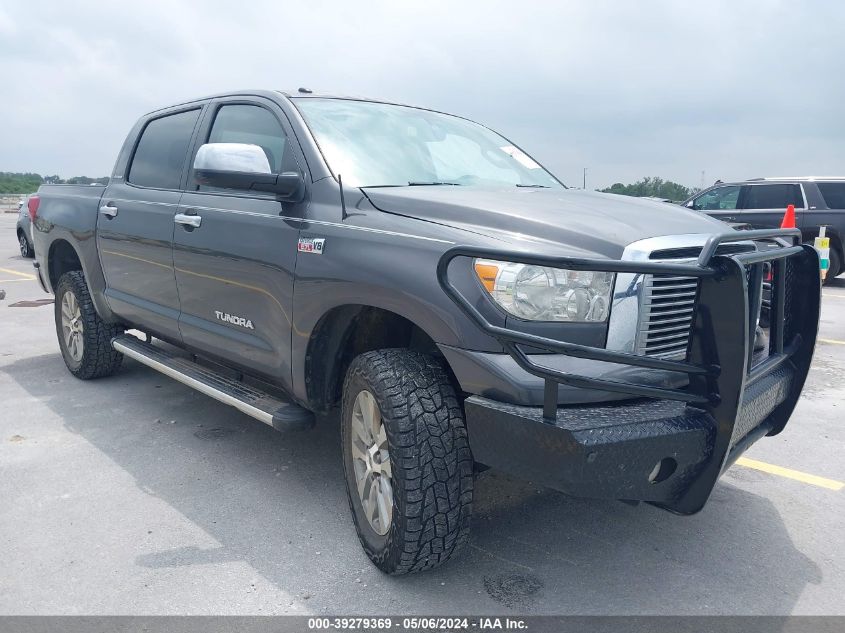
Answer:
[
  {"left": 683, "top": 177, "right": 845, "bottom": 283},
  {"left": 16, "top": 193, "right": 37, "bottom": 258}
]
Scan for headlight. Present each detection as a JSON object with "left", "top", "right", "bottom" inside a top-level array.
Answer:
[{"left": 474, "top": 259, "right": 614, "bottom": 322}]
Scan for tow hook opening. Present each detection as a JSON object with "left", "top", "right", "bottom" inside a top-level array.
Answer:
[{"left": 648, "top": 457, "right": 678, "bottom": 484}]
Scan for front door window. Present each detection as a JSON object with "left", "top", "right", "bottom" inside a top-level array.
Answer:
[{"left": 691, "top": 186, "right": 741, "bottom": 211}]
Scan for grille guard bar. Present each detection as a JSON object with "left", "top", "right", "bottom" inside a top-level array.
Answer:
[
  {"left": 439, "top": 228, "right": 821, "bottom": 514},
  {"left": 436, "top": 228, "right": 813, "bottom": 419}
]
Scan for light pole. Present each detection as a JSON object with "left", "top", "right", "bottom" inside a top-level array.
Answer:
[{"left": 583, "top": 167, "right": 587, "bottom": 190}]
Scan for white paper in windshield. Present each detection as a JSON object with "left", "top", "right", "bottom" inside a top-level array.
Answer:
[{"left": 500, "top": 145, "right": 541, "bottom": 169}]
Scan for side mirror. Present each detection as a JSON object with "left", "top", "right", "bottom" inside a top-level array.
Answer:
[{"left": 193, "top": 143, "right": 305, "bottom": 202}]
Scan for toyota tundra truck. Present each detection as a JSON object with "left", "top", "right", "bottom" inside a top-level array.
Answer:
[{"left": 30, "top": 89, "right": 821, "bottom": 575}]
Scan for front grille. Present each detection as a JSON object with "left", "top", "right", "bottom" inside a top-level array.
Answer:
[
  {"left": 633, "top": 243, "right": 755, "bottom": 360},
  {"left": 636, "top": 274, "right": 699, "bottom": 359}
]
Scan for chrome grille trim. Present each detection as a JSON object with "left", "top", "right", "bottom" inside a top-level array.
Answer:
[
  {"left": 635, "top": 273, "right": 698, "bottom": 360},
  {"left": 607, "top": 234, "right": 756, "bottom": 361}
]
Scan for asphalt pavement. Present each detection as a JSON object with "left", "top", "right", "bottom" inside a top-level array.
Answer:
[{"left": 1, "top": 213, "right": 843, "bottom": 615}]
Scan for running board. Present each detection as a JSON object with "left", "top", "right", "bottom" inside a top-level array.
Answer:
[{"left": 111, "top": 334, "right": 314, "bottom": 431}]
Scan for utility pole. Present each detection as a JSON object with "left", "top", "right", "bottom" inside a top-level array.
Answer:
[{"left": 583, "top": 167, "right": 587, "bottom": 190}]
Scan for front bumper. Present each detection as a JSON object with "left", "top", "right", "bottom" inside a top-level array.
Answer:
[
  {"left": 465, "top": 364, "right": 792, "bottom": 513},
  {"left": 438, "top": 229, "right": 820, "bottom": 514}
]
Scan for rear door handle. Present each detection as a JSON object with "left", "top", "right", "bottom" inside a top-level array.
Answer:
[
  {"left": 99, "top": 204, "right": 118, "bottom": 218},
  {"left": 174, "top": 213, "right": 202, "bottom": 228}
]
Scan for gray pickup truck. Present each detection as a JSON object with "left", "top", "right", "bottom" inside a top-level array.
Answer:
[{"left": 31, "top": 89, "right": 821, "bottom": 575}]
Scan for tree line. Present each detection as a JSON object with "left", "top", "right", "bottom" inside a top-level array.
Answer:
[
  {"left": 599, "top": 177, "right": 698, "bottom": 202},
  {"left": 0, "top": 172, "right": 109, "bottom": 194}
]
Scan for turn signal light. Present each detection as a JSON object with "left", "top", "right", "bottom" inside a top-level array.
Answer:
[{"left": 474, "top": 261, "right": 499, "bottom": 292}]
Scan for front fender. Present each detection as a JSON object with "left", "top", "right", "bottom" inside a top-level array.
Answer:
[{"left": 288, "top": 217, "right": 506, "bottom": 402}]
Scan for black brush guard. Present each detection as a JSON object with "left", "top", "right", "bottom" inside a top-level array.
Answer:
[{"left": 437, "top": 229, "right": 821, "bottom": 514}]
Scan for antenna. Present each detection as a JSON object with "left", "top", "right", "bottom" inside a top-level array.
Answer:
[{"left": 338, "top": 174, "right": 348, "bottom": 220}]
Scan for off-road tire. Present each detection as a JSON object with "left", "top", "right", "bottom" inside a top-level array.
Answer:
[
  {"left": 341, "top": 349, "right": 474, "bottom": 575},
  {"left": 55, "top": 271, "right": 124, "bottom": 379}
]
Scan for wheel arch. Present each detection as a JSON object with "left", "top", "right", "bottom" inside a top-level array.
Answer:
[
  {"left": 45, "top": 238, "right": 117, "bottom": 322},
  {"left": 47, "top": 239, "right": 84, "bottom": 290},
  {"left": 303, "top": 304, "right": 460, "bottom": 413}
]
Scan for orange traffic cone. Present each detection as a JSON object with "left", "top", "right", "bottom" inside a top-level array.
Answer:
[{"left": 780, "top": 204, "right": 796, "bottom": 229}]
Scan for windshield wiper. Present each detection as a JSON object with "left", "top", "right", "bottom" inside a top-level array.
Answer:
[
  {"left": 515, "top": 184, "right": 550, "bottom": 188},
  {"left": 407, "top": 181, "right": 461, "bottom": 186}
]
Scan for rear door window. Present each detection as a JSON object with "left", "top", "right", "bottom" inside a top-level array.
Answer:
[
  {"left": 128, "top": 109, "right": 201, "bottom": 189},
  {"left": 816, "top": 183, "right": 845, "bottom": 209},
  {"left": 742, "top": 184, "right": 804, "bottom": 209}
]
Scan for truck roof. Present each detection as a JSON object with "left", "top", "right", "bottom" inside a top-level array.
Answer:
[{"left": 144, "top": 88, "right": 413, "bottom": 117}]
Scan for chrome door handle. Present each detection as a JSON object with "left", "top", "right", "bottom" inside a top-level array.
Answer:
[
  {"left": 99, "top": 204, "right": 118, "bottom": 218},
  {"left": 174, "top": 213, "right": 202, "bottom": 228}
]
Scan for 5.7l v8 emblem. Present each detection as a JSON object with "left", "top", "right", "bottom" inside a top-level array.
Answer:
[{"left": 297, "top": 237, "right": 325, "bottom": 254}]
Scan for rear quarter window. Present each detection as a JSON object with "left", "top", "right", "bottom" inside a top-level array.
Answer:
[
  {"left": 128, "top": 109, "right": 201, "bottom": 189},
  {"left": 816, "top": 183, "right": 845, "bottom": 210}
]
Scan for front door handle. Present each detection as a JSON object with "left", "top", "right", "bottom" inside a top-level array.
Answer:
[
  {"left": 174, "top": 213, "right": 202, "bottom": 228},
  {"left": 99, "top": 204, "right": 118, "bottom": 218}
]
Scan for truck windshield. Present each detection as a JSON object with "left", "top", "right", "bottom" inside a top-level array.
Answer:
[{"left": 293, "top": 98, "right": 563, "bottom": 189}]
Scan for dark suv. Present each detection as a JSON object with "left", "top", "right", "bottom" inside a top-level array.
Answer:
[{"left": 684, "top": 177, "right": 845, "bottom": 282}]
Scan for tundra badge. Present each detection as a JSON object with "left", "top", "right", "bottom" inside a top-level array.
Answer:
[
  {"left": 297, "top": 237, "right": 325, "bottom": 254},
  {"left": 215, "top": 311, "right": 254, "bottom": 330}
]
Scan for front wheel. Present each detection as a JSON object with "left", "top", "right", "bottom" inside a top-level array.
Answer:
[
  {"left": 55, "top": 271, "right": 124, "bottom": 379},
  {"left": 341, "top": 349, "right": 474, "bottom": 575}
]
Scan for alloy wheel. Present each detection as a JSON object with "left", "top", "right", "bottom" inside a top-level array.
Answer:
[
  {"left": 60, "top": 291, "right": 84, "bottom": 362},
  {"left": 350, "top": 389, "right": 393, "bottom": 535}
]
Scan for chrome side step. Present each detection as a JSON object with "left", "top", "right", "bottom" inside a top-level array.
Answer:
[{"left": 111, "top": 334, "right": 314, "bottom": 431}]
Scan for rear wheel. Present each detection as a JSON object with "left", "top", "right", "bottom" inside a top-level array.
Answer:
[
  {"left": 55, "top": 271, "right": 124, "bottom": 379},
  {"left": 18, "top": 231, "right": 32, "bottom": 258},
  {"left": 341, "top": 349, "right": 473, "bottom": 575}
]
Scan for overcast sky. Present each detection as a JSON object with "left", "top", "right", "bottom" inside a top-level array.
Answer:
[{"left": 1, "top": 0, "right": 842, "bottom": 189}]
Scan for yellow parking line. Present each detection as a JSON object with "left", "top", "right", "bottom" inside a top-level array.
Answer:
[
  {"left": 823, "top": 293, "right": 845, "bottom": 299},
  {"left": 0, "top": 267, "right": 35, "bottom": 280},
  {"left": 819, "top": 338, "right": 845, "bottom": 346},
  {"left": 0, "top": 278, "right": 35, "bottom": 283},
  {"left": 736, "top": 457, "right": 844, "bottom": 491}
]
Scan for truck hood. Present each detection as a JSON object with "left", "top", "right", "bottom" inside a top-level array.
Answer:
[{"left": 363, "top": 186, "right": 728, "bottom": 259}]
